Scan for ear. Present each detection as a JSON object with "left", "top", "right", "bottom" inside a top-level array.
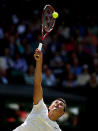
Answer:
[
  {"left": 49, "top": 106, "right": 51, "bottom": 110},
  {"left": 61, "top": 109, "right": 65, "bottom": 115},
  {"left": 62, "top": 111, "right": 65, "bottom": 115}
]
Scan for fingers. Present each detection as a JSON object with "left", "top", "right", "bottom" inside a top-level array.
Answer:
[
  {"left": 34, "top": 48, "right": 42, "bottom": 61},
  {"left": 35, "top": 48, "right": 41, "bottom": 54},
  {"left": 34, "top": 53, "right": 39, "bottom": 61}
]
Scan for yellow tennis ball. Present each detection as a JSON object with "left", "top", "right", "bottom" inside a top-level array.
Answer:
[{"left": 52, "top": 11, "right": 59, "bottom": 19}]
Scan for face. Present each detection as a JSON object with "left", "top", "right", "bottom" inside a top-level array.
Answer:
[{"left": 49, "top": 100, "right": 65, "bottom": 117}]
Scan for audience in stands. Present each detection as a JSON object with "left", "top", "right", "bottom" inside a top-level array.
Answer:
[{"left": 0, "top": 8, "right": 98, "bottom": 88}]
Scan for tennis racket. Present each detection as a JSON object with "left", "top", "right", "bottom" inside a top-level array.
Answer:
[{"left": 37, "top": 4, "right": 57, "bottom": 51}]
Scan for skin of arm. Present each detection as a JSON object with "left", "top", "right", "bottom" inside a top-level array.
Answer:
[{"left": 33, "top": 49, "right": 43, "bottom": 105}]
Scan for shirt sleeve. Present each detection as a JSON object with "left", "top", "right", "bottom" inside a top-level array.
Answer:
[{"left": 31, "top": 98, "right": 48, "bottom": 114}]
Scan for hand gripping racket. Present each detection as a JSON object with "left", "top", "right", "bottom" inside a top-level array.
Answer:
[{"left": 37, "top": 4, "right": 57, "bottom": 52}]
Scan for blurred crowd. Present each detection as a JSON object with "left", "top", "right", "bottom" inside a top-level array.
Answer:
[{"left": 0, "top": 8, "right": 98, "bottom": 88}]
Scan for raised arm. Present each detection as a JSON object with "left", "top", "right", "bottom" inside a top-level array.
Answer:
[{"left": 33, "top": 49, "right": 43, "bottom": 105}]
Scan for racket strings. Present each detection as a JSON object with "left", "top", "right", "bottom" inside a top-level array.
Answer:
[
  {"left": 41, "top": 5, "right": 56, "bottom": 47},
  {"left": 43, "top": 7, "right": 54, "bottom": 32}
]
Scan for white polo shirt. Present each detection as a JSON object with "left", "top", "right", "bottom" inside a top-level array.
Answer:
[{"left": 13, "top": 99, "right": 62, "bottom": 131}]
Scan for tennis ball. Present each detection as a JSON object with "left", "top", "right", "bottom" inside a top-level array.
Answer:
[{"left": 52, "top": 11, "right": 59, "bottom": 19}]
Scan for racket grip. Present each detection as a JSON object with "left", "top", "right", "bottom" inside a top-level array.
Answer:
[
  {"left": 38, "top": 43, "right": 42, "bottom": 51},
  {"left": 36, "top": 43, "right": 42, "bottom": 58}
]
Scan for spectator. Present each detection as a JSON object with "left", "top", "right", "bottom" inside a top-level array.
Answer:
[
  {"left": 24, "top": 43, "right": 33, "bottom": 66},
  {"left": 50, "top": 51, "right": 63, "bottom": 68},
  {"left": 62, "top": 63, "right": 72, "bottom": 81},
  {"left": 50, "top": 52, "right": 64, "bottom": 84},
  {"left": 9, "top": 24, "right": 17, "bottom": 35},
  {"left": 83, "top": 30, "right": 97, "bottom": 55},
  {"left": 49, "top": 34, "right": 60, "bottom": 55},
  {"left": 92, "top": 54, "right": 98, "bottom": 73},
  {"left": 24, "top": 65, "right": 34, "bottom": 85},
  {"left": 58, "top": 21, "right": 71, "bottom": 40},
  {"left": 0, "top": 68, "right": 8, "bottom": 84},
  {"left": 88, "top": 29, "right": 98, "bottom": 47},
  {"left": 59, "top": 43, "right": 67, "bottom": 62},
  {"left": 42, "top": 68, "right": 57, "bottom": 87},
  {"left": 9, "top": 35, "right": 17, "bottom": 57},
  {"left": 86, "top": 72, "right": 98, "bottom": 88},
  {"left": 88, "top": 20, "right": 98, "bottom": 36},
  {"left": 42, "top": 64, "right": 49, "bottom": 74},
  {"left": 71, "top": 56, "right": 82, "bottom": 76},
  {"left": 0, "top": 31, "right": 10, "bottom": 55},
  {"left": 25, "top": 25, "right": 34, "bottom": 44},
  {"left": 71, "top": 21, "right": 86, "bottom": 38},
  {"left": 62, "top": 71, "right": 78, "bottom": 88},
  {"left": 16, "top": 38, "right": 26, "bottom": 54},
  {"left": 15, "top": 33, "right": 21, "bottom": 48},
  {"left": 17, "top": 20, "right": 26, "bottom": 35},
  {"left": 75, "top": 30, "right": 83, "bottom": 42},
  {"left": 65, "top": 37, "right": 76, "bottom": 52},
  {"left": 31, "top": 9, "right": 40, "bottom": 32},
  {"left": 12, "top": 14, "right": 19, "bottom": 24},
  {"left": 13, "top": 52, "right": 28, "bottom": 73},
  {"left": 0, "top": 48, "right": 14, "bottom": 70},
  {"left": 77, "top": 64, "right": 90, "bottom": 86},
  {"left": 0, "top": 27, "right": 4, "bottom": 39}
]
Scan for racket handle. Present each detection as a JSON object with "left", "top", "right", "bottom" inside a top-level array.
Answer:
[
  {"left": 36, "top": 43, "right": 42, "bottom": 58},
  {"left": 38, "top": 43, "right": 42, "bottom": 51}
]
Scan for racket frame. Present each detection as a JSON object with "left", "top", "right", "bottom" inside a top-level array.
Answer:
[{"left": 41, "top": 4, "right": 56, "bottom": 41}]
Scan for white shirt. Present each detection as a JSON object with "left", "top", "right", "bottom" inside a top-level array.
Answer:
[{"left": 13, "top": 99, "right": 62, "bottom": 131}]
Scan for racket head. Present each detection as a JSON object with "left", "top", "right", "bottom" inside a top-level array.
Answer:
[{"left": 41, "top": 5, "right": 56, "bottom": 40}]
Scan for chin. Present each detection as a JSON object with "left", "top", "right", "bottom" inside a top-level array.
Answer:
[{"left": 53, "top": 109, "right": 59, "bottom": 113}]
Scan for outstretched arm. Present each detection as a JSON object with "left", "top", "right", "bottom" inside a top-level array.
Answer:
[{"left": 33, "top": 49, "right": 43, "bottom": 105}]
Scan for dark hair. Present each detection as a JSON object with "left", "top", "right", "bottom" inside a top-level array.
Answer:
[{"left": 56, "top": 98, "right": 67, "bottom": 112}]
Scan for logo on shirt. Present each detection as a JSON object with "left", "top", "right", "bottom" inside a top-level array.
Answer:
[{"left": 54, "top": 127, "right": 58, "bottom": 129}]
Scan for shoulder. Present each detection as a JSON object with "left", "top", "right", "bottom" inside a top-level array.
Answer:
[{"left": 32, "top": 98, "right": 48, "bottom": 113}]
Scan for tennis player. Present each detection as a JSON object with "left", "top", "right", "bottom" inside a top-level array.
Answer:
[{"left": 13, "top": 48, "right": 67, "bottom": 131}]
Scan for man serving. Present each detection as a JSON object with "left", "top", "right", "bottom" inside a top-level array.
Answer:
[{"left": 13, "top": 48, "right": 67, "bottom": 131}]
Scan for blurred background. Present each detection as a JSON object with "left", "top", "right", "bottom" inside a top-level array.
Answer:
[{"left": 0, "top": 0, "right": 98, "bottom": 131}]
